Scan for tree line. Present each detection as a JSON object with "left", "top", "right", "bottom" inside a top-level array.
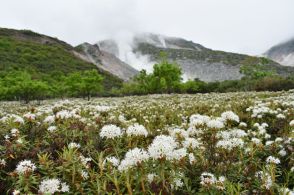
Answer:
[
  {"left": 1, "top": 56, "right": 294, "bottom": 103},
  {"left": 0, "top": 70, "right": 103, "bottom": 103}
]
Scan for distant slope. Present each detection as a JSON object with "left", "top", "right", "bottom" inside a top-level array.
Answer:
[
  {"left": 98, "top": 33, "right": 294, "bottom": 81},
  {"left": 0, "top": 27, "right": 122, "bottom": 89},
  {"left": 264, "top": 38, "right": 294, "bottom": 67},
  {"left": 76, "top": 43, "right": 138, "bottom": 81}
]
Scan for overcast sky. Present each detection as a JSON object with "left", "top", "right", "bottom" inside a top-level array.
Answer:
[{"left": 0, "top": 0, "right": 293, "bottom": 55}]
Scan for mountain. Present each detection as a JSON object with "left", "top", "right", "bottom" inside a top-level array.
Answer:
[
  {"left": 264, "top": 38, "right": 294, "bottom": 67},
  {"left": 97, "top": 33, "right": 294, "bottom": 82},
  {"left": 0, "top": 27, "right": 122, "bottom": 89},
  {"left": 75, "top": 43, "right": 138, "bottom": 81}
]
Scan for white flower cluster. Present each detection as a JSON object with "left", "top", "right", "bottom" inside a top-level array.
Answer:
[
  {"left": 216, "top": 129, "right": 247, "bottom": 151},
  {"left": 279, "top": 187, "right": 294, "bottom": 195},
  {"left": 79, "top": 155, "right": 92, "bottom": 168},
  {"left": 255, "top": 171, "right": 272, "bottom": 190},
  {"left": 247, "top": 102, "right": 275, "bottom": 118},
  {"left": 290, "top": 120, "right": 294, "bottom": 127},
  {"left": 47, "top": 126, "right": 57, "bottom": 132},
  {"left": 148, "top": 135, "right": 178, "bottom": 160},
  {"left": 0, "top": 114, "right": 24, "bottom": 124},
  {"left": 182, "top": 138, "right": 201, "bottom": 149},
  {"left": 206, "top": 119, "right": 224, "bottom": 129},
  {"left": 118, "top": 148, "right": 149, "bottom": 171},
  {"left": 11, "top": 128, "right": 19, "bottom": 137},
  {"left": 190, "top": 114, "right": 210, "bottom": 127},
  {"left": 39, "top": 178, "right": 69, "bottom": 194},
  {"left": 100, "top": 124, "right": 122, "bottom": 139},
  {"left": 266, "top": 156, "right": 280, "bottom": 164},
  {"left": 200, "top": 172, "right": 225, "bottom": 190},
  {"left": 68, "top": 142, "right": 81, "bottom": 149},
  {"left": 0, "top": 159, "right": 6, "bottom": 166},
  {"left": 169, "top": 128, "right": 189, "bottom": 139},
  {"left": 147, "top": 173, "right": 156, "bottom": 183},
  {"left": 104, "top": 156, "right": 120, "bottom": 167},
  {"left": 126, "top": 124, "right": 148, "bottom": 137},
  {"left": 15, "top": 160, "right": 36, "bottom": 174},
  {"left": 95, "top": 105, "right": 112, "bottom": 112},
  {"left": 221, "top": 111, "right": 240, "bottom": 123},
  {"left": 56, "top": 110, "right": 79, "bottom": 119},
  {"left": 23, "top": 112, "right": 36, "bottom": 120},
  {"left": 44, "top": 115, "right": 55, "bottom": 124}
]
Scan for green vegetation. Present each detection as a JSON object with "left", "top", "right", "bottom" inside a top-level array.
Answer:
[
  {"left": 0, "top": 28, "right": 122, "bottom": 94},
  {"left": 0, "top": 70, "right": 104, "bottom": 102},
  {"left": 115, "top": 55, "right": 294, "bottom": 96}
]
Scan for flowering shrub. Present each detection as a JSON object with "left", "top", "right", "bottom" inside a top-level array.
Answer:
[{"left": 0, "top": 91, "right": 293, "bottom": 194}]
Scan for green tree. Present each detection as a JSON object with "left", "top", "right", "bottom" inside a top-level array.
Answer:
[
  {"left": 240, "top": 57, "right": 276, "bottom": 80},
  {"left": 151, "top": 56, "right": 182, "bottom": 93},
  {"left": 66, "top": 70, "right": 103, "bottom": 100}
]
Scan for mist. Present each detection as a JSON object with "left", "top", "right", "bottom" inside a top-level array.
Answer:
[{"left": 0, "top": 0, "right": 294, "bottom": 56}]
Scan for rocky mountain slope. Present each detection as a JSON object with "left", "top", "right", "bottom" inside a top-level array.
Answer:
[
  {"left": 76, "top": 43, "right": 138, "bottom": 81},
  {"left": 0, "top": 27, "right": 122, "bottom": 89},
  {"left": 264, "top": 38, "right": 294, "bottom": 67},
  {"left": 98, "top": 33, "right": 294, "bottom": 81}
]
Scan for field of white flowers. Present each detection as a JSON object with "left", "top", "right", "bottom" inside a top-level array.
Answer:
[{"left": 0, "top": 91, "right": 293, "bottom": 194}]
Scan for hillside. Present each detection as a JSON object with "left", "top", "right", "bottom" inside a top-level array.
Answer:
[
  {"left": 265, "top": 38, "right": 294, "bottom": 67},
  {"left": 0, "top": 27, "right": 122, "bottom": 90},
  {"left": 98, "top": 33, "right": 294, "bottom": 81},
  {"left": 76, "top": 43, "right": 138, "bottom": 81}
]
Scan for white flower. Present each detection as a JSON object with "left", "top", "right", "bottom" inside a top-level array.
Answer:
[
  {"left": 44, "top": 115, "right": 55, "bottom": 124},
  {"left": 100, "top": 124, "right": 122, "bottom": 139},
  {"left": 12, "top": 190, "right": 20, "bottom": 195},
  {"left": 81, "top": 170, "right": 89, "bottom": 180},
  {"left": 290, "top": 120, "right": 294, "bottom": 127},
  {"left": 182, "top": 138, "right": 201, "bottom": 149},
  {"left": 0, "top": 159, "right": 6, "bottom": 166},
  {"left": 279, "top": 187, "right": 294, "bottom": 195},
  {"left": 255, "top": 171, "right": 272, "bottom": 189},
  {"left": 221, "top": 111, "right": 240, "bottom": 123},
  {"left": 172, "top": 178, "right": 184, "bottom": 189},
  {"left": 170, "top": 148, "right": 187, "bottom": 161},
  {"left": 148, "top": 135, "right": 178, "bottom": 160},
  {"left": 118, "top": 148, "right": 149, "bottom": 171},
  {"left": 13, "top": 116, "right": 24, "bottom": 124},
  {"left": 266, "top": 156, "right": 280, "bottom": 164},
  {"left": 47, "top": 126, "right": 57, "bottom": 132},
  {"left": 200, "top": 172, "right": 217, "bottom": 187},
  {"left": 79, "top": 155, "right": 91, "bottom": 167},
  {"left": 23, "top": 113, "right": 36, "bottom": 120},
  {"left": 278, "top": 149, "right": 287, "bottom": 157},
  {"left": 251, "top": 138, "right": 261, "bottom": 145},
  {"left": 147, "top": 173, "right": 156, "bottom": 183},
  {"left": 126, "top": 124, "right": 148, "bottom": 137},
  {"left": 105, "top": 156, "right": 120, "bottom": 167},
  {"left": 216, "top": 138, "right": 244, "bottom": 151},
  {"left": 61, "top": 182, "right": 70, "bottom": 192},
  {"left": 207, "top": 119, "right": 224, "bottom": 129},
  {"left": 276, "top": 113, "right": 286, "bottom": 119},
  {"left": 68, "top": 142, "right": 81, "bottom": 149},
  {"left": 10, "top": 128, "right": 19, "bottom": 137},
  {"left": 39, "top": 178, "right": 69, "bottom": 194},
  {"left": 239, "top": 122, "right": 247, "bottom": 128},
  {"left": 15, "top": 160, "right": 36, "bottom": 174},
  {"left": 169, "top": 128, "right": 189, "bottom": 139},
  {"left": 16, "top": 138, "right": 23, "bottom": 144},
  {"left": 188, "top": 153, "right": 196, "bottom": 164},
  {"left": 265, "top": 141, "right": 274, "bottom": 146}
]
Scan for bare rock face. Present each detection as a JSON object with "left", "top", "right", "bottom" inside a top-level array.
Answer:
[
  {"left": 76, "top": 43, "right": 138, "bottom": 81},
  {"left": 265, "top": 38, "right": 294, "bottom": 67},
  {"left": 92, "top": 33, "right": 294, "bottom": 82}
]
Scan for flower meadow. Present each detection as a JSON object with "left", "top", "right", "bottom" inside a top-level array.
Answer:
[{"left": 0, "top": 91, "right": 293, "bottom": 194}]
